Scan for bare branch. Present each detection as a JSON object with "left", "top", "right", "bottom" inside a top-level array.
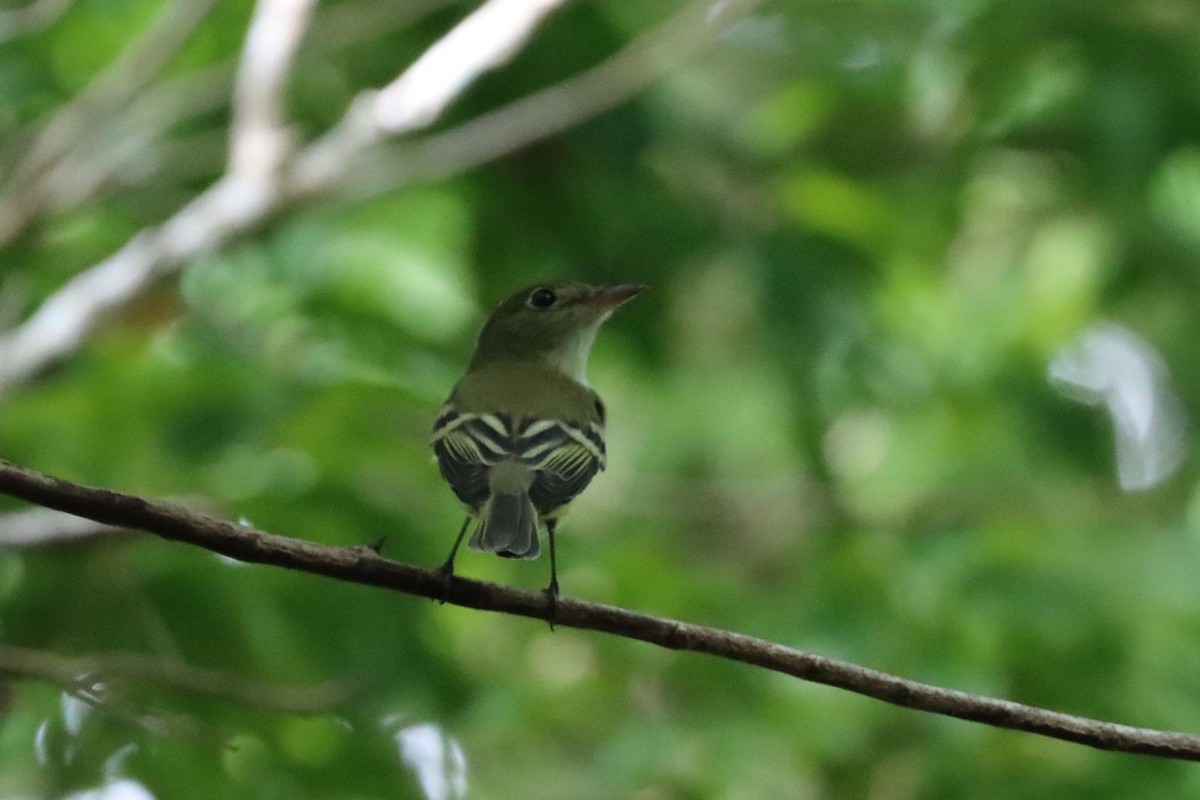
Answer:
[
  {"left": 0, "top": 643, "right": 352, "bottom": 714},
  {"left": 228, "top": 0, "right": 317, "bottom": 181},
  {"left": 0, "top": 458, "right": 1197, "bottom": 762}
]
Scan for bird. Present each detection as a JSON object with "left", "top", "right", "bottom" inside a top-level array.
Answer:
[{"left": 430, "top": 281, "right": 644, "bottom": 606}]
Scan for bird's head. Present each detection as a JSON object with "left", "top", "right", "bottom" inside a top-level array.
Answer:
[{"left": 469, "top": 282, "right": 645, "bottom": 381}]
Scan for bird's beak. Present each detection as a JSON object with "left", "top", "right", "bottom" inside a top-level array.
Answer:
[{"left": 588, "top": 284, "right": 646, "bottom": 311}]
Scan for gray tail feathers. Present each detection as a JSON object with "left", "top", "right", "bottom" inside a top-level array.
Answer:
[{"left": 469, "top": 490, "right": 540, "bottom": 559}]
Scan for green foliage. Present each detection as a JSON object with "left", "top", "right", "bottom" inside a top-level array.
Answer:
[{"left": 3, "top": 0, "right": 1200, "bottom": 797}]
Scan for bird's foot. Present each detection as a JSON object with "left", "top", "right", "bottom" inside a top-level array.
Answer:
[
  {"left": 435, "top": 559, "right": 456, "bottom": 605},
  {"left": 543, "top": 579, "right": 560, "bottom": 631}
]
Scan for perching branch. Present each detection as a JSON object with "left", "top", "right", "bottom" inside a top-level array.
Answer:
[{"left": 0, "top": 459, "right": 1198, "bottom": 762}]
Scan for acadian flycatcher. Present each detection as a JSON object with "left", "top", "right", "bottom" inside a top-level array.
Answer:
[{"left": 431, "top": 282, "right": 644, "bottom": 601}]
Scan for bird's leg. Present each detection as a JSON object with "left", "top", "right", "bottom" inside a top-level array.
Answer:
[
  {"left": 544, "top": 519, "right": 560, "bottom": 628},
  {"left": 437, "top": 516, "right": 471, "bottom": 603}
]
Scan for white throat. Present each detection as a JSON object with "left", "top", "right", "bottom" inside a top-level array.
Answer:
[{"left": 546, "top": 321, "right": 602, "bottom": 385}]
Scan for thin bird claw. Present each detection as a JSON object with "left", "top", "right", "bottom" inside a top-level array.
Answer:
[
  {"left": 543, "top": 581, "right": 560, "bottom": 630},
  {"left": 436, "top": 559, "right": 455, "bottom": 605}
]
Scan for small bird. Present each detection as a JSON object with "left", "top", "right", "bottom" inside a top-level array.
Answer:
[{"left": 430, "top": 281, "right": 644, "bottom": 603}]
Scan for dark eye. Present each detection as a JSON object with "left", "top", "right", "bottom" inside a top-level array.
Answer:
[{"left": 527, "top": 288, "right": 557, "bottom": 309}]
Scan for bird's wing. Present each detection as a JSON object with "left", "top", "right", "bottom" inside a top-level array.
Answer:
[
  {"left": 431, "top": 405, "right": 606, "bottom": 516},
  {"left": 516, "top": 417, "right": 605, "bottom": 515},
  {"left": 430, "top": 407, "right": 514, "bottom": 510}
]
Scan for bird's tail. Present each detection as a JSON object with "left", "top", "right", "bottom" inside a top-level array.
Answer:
[
  {"left": 469, "top": 460, "right": 540, "bottom": 559},
  {"left": 470, "top": 491, "right": 540, "bottom": 559}
]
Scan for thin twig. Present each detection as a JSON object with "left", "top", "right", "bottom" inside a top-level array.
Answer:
[
  {"left": 0, "top": 458, "right": 1197, "bottom": 762},
  {"left": 0, "top": 643, "right": 352, "bottom": 714}
]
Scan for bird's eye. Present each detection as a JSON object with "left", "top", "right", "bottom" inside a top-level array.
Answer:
[{"left": 527, "top": 288, "right": 557, "bottom": 309}]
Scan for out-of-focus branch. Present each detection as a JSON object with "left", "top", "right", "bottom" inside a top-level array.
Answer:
[
  {"left": 288, "top": 0, "right": 574, "bottom": 191},
  {"left": 0, "top": 496, "right": 219, "bottom": 548},
  {"left": 377, "top": 0, "right": 564, "bottom": 131},
  {"left": 0, "top": 507, "right": 123, "bottom": 547},
  {"left": 0, "top": 0, "right": 756, "bottom": 395},
  {"left": 5, "top": 0, "right": 216, "bottom": 179},
  {"left": 0, "top": 644, "right": 352, "bottom": 714},
  {"left": 0, "top": 181, "right": 249, "bottom": 393},
  {"left": 0, "top": 0, "right": 456, "bottom": 238},
  {"left": 0, "top": 0, "right": 216, "bottom": 214},
  {"left": 0, "top": 0, "right": 216, "bottom": 245},
  {"left": 1, "top": 457, "right": 1199, "bottom": 762},
  {"left": 0, "top": 0, "right": 313, "bottom": 393},
  {"left": 358, "top": 0, "right": 759, "bottom": 194},
  {"left": 228, "top": 0, "right": 316, "bottom": 182},
  {"left": 0, "top": 0, "right": 73, "bottom": 44}
]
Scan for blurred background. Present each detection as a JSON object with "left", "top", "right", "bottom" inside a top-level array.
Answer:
[{"left": 2, "top": 0, "right": 1200, "bottom": 797}]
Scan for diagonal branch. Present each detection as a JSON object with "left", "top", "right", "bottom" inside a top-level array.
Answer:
[
  {"left": 0, "top": 0, "right": 456, "bottom": 247},
  {"left": 375, "top": 0, "right": 566, "bottom": 132},
  {"left": 0, "top": 457, "right": 1198, "bottom": 762},
  {"left": 317, "top": 0, "right": 758, "bottom": 198},
  {"left": 287, "top": 0, "right": 574, "bottom": 192},
  {"left": 0, "top": 0, "right": 612, "bottom": 394}
]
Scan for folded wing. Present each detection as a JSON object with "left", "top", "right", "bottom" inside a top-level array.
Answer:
[{"left": 431, "top": 409, "right": 605, "bottom": 516}]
